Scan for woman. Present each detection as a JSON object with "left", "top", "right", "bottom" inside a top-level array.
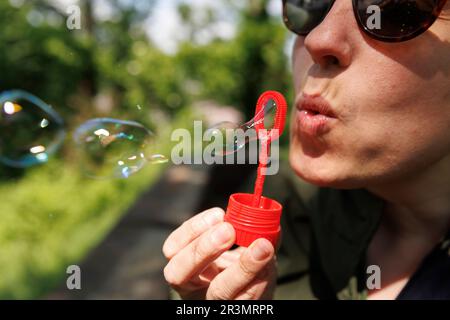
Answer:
[{"left": 162, "top": 0, "right": 450, "bottom": 299}]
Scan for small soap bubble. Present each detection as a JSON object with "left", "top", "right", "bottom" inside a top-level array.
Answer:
[
  {"left": 0, "top": 90, "right": 65, "bottom": 168},
  {"left": 206, "top": 98, "right": 277, "bottom": 156}
]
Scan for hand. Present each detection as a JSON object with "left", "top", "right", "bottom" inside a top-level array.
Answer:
[{"left": 162, "top": 207, "right": 277, "bottom": 300}]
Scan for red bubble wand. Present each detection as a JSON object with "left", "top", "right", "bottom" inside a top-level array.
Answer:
[{"left": 224, "top": 91, "right": 287, "bottom": 247}]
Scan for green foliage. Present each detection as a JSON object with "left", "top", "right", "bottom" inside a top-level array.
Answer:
[
  {"left": 0, "top": 1, "right": 91, "bottom": 113},
  {"left": 0, "top": 0, "right": 293, "bottom": 299},
  {"left": 0, "top": 110, "right": 194, "bottom": 299},
  {"left": 0, "top": 161, "right": 159, "bottom": 298},
  {"left": 175, "top": 14, "right": 293, "bottom": 119}
]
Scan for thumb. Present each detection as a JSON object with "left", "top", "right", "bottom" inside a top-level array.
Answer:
[{"left": 206, "top": 238, "right": 275, "bottom": 299}]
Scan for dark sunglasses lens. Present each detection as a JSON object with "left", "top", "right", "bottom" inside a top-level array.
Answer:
[
  {"left": 283, "top": 0, "right": 332, "bottom": 35},
  {"left": 355, "top": 0, "right": 442, "bottom": 41}
]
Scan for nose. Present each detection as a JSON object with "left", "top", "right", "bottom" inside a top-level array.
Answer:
[{"left": 303, "top": 1, "right": 354, "bottom": 68}]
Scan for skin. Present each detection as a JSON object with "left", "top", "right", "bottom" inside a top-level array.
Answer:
[
  {"left": 162, "top": 208, "right": 276, "bottom": 299},
  {"left": 163, "top": 2, "right": 450, "bottom": 299},
  {"left": 290, "top": 2, "right": 450, "bottom": 299}
]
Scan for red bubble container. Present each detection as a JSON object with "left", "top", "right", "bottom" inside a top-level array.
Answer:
[
  {"left": 225, "top": 193, "right": 282, "bottom": 247},
  {"left": 224, "top": 91, "right": 287, "bottom": 248}
]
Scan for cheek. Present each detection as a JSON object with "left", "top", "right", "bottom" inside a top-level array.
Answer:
[
  {"left": 292, "top": 38, "right": 312, "bottom": 91},
  {"left": 288, "top": 60, "right": 450, "bottom": 187},
  {"left": 348, "top": 58, "right": 450, "bottom": 159},
  {"left": 289, "top": 31, "right": 450, "bottom": 187}
]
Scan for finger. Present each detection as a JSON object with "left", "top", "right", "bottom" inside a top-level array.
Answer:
[
  {"left": 163, "top": 207, "right": 224, "bottom": 259},
  {"left": 206, "top": 238, "right": 274, "bottom": 300},
  {"left": 164, "top": 222, "right": 235, "bottom": 288},
  {"left": 198, "top": 263, "right": 221, "bottom": 282},
  {"left": 213, "top": 247, "right": 246, "bottom": 270},
  {"left": 235, "top": 261, "right": 277, "bottom": 300},
  {"left": 201, "top": 247, "right": 246, "bottom": 281}
]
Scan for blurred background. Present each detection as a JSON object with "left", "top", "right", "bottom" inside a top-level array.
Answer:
[{"left": 0, "top": 0, "right": 293, "bottom": 299}]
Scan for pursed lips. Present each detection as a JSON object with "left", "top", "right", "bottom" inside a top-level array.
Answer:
[
  {"left": 295, "top": 93, "right": 337, "bottom": 118},
  {"left": 295, "top": 93, "right": 338, "bottom": 136}
]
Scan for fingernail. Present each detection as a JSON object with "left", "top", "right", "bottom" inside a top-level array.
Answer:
[
  {"left": 251, "top": 240, "right": 272, "bottom": 261},
  {"left": 210, "top": 223, "right": 231, "bottom": 245}
]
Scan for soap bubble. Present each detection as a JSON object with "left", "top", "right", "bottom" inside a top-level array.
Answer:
[
  {"left": 73, "top": 118, "right": 167, "bottom": 179},
  {"left": 0, "top": 90, "right": 65, "bottom": 168},
  {"left": 206, "top": 98, "right": 277, "bottom": 156}
]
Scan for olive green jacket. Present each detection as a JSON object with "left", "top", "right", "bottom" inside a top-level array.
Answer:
[{"left": 260, "top": 164, "right": 384, "bottom": 300}]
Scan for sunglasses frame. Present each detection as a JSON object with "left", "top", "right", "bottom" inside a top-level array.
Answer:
[{"left": 282, "top": 0, "right": 448, "bottom": 42}]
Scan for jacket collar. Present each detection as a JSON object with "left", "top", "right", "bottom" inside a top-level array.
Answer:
[{"left": 309, "top": 188, "right": 384, "bottom": 294}]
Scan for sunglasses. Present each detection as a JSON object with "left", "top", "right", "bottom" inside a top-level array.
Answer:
[{"left": 282, "top": 0, "right": 448, "bottom": 42}]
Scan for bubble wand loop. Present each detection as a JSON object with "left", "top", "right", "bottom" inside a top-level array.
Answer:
[
  {"left": 224, "top": 91, "right": 287, "bottom": 247},
  {"left": 252, "top": 91, "right": 287, "bottom": 207}
]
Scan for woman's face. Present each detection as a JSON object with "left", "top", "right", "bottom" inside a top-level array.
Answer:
[{"left": 289, "top": 1, "right": 450, "bottom": 189}]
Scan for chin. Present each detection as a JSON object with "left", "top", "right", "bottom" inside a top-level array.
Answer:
[{"left": 288, "top": 149, "right": 361, "bottom": 189}]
